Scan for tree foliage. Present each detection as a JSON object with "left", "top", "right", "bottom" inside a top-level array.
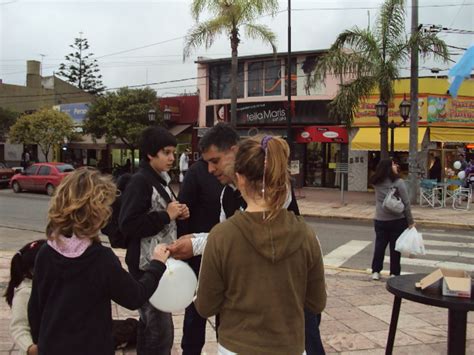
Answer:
[
  {"left": 83, "top": 87, "right": 160, "bottom": 152},
  {"left": 9, "top": 109, "right": 74, "bottom": 162},
  {"left": 58, "top": 36, "right": 106, "bottom": 95},
  {"left": 0, "top": 107, "right": 20, "bottom": 141},
  {"left": 184, "top": 0, "right": 279, "bottom": 126},
  {"left": 314, "top": 0, "right": 449, "bottom": 158}
]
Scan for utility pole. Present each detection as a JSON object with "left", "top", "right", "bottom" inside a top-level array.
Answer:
[
  {"left": 286, "top": 0, "right": 292, "bottom": 148},
  {"left": 408, "top": 0, "right": 419, "bottom": 204}
]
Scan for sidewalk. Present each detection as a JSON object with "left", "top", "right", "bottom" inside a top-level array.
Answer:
[
  {"left": 295, "top": 187, "right": 474, "bottom": 230},
  {"left": 1, "top": 248, "right": 472, "bottom": 354}
]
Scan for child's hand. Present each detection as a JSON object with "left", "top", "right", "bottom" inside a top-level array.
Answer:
[
  {"left": 167, "top": 201, "right": 183, "bottom": 220},
  {"left": 152, "top": 243, "right": 170, "bottom": 263},
  {"left": 178, "top": 204, "right": 190, "bottom": 220},
  {"left": 27, "top": 344, "right": 38, "bottom": 355}
]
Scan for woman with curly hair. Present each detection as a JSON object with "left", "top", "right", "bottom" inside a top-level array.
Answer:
[{"left": 28, "top": 168, "right": 170, "bottom": 355}]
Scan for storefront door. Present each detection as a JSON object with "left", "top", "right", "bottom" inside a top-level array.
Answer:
[{"left": 305, "top": 142, "right": 340, "bottom": 187}]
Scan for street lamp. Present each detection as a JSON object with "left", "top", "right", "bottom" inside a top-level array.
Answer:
[
  {"left": 148, "top": 109, "right": 156, "bottom": 122},
  {"left": 163, "top": 106, "right": 172, "bottom": 121}
]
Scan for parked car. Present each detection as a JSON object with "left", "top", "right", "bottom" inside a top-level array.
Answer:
[
  {"left": 0, "top": 162, "right": 15, "bottom": 188},
  {"left": 10, "top": 162, "right": 75, "bottom": 196}
]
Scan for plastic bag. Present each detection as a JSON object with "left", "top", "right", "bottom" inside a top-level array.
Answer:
[
  {"left": 179, "top": 172, "right": 184, "bottom": 183},
  {"left": 395, "top": 227, "right": 426, "bottom": 257}
]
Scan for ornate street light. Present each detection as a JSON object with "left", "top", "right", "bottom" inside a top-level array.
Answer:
[
  {"left": 148, "top": 109, "right": 156, "bottom": 122},
  {"left": 163, "top": 106, "right": 172, "bottom": 121},
  {"left": 399, "top": 95, "right": 411, "bottom": 122},
  {"left": 375, "top": 100, "right": 388, "bottom": 120}
]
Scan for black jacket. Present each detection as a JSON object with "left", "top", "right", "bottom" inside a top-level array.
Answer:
[
  {"left": 177, "top": 159, "right": 223, "bottom": 236},
  {"left": 28, "top": 242, "right": 166, "bottom": 355},
  {"left": 119, "top": 161, "right": 172, "bottom": 278}
]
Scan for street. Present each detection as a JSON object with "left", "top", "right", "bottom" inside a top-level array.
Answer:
[{"left": 1, "top": 188, "right": 473, "bottom": 276}]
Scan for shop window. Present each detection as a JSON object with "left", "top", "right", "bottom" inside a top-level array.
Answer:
[
  {"left": 284, "top": 58, "right": 297, "bottom": 96},
  {"left": 209, "top": 63, "right": 244, "bottom": 99}
]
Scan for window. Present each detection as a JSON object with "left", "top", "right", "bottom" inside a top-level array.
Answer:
[
  {"left": 38, "top": 166, "right": 51, "bottom": 175},
  {"left": 25, "top": 165, "right": 37, "bottom": 175},
  {"left": 284, "top": 58, "right": 297, "bottom": 96},
  {"left": 57, "top": 164, "right": 74, "bottom": 173},
  {"left": 248, "top": 60, "right": 282, "bottom": 97},
  {"left": 209, "top": 63, "right": 244, "bottom": 99}
]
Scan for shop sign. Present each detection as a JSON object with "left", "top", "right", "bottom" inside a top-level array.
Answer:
[
  {"left": 427, "top": 96, "right": 474, "bottom": 126},
  {"left": 353, "top": 96, "right": 427, "bottom": 126},
  {"left": 295, "top": 126, "right": 348, "bottom": 143},
  {"left": 236, "top": 102, "right": 288, "bottom": 125},
  {"left": 54, "top": 103, "right": 89, "bottom": 124}
]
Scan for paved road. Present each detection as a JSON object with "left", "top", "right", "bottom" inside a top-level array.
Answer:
[{"left": 1, "top": 189, "right": 473, "bottom": 275}]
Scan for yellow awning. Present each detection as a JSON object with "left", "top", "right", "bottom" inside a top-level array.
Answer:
[
  {"left": 351, "top": 127, "right": 426, "bottom": 151},
  {"left": 430, "top": 127, "right": 474, "bottom": 143}
]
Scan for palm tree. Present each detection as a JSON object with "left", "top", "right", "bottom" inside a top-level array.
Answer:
[
  {"left": 184, "top": 0, "right": 279, "bottom": 127},
  {"left": 314, "top": 0, "right": 449, "bottom": 159}
]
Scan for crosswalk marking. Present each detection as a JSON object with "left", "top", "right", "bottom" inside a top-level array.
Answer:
[
  {"left": 422, "top": 231, "right": 474, "bottom": 239},
  {"left": 425, "top": 249, "right": 474, "bottom": 259},
  {"left": 423, "top": 240, "right": 474, "bottom": 248},
  {"left": 323, "top": 240, "right": 372, "bottom": 267},
  {"left": 384, "top": 256, "right": 474, "bottom": 272}
]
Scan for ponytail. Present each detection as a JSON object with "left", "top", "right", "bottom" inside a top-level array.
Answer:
[
  {"left": 4, "top": 253, "right": 25, "bottom": 307},
  {"left": 235, "top": 135, "right": 290, "bottom": 220},
  {"left": 3, "top": 239, "right": 46, "bottom": 307}
]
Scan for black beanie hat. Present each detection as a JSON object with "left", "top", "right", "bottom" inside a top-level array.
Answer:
[{"left": 140, "top": 126, "right": 177, "bottom": 159}]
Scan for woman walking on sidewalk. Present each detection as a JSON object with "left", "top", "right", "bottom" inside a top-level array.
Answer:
[{"left": 370, "top": 159, "right": 415, "bottom": 280}]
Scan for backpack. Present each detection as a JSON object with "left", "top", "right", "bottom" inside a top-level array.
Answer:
[
  {"left": 382, "top": 186, "right": 405, "bottom": 214},
  {"left": 101, "top": 171, "right": 176, "bottom": 249}
]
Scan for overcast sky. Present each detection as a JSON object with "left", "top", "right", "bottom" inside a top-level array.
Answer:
[{"left": 1, "top": 0, "right": 473, "bottom": 96}]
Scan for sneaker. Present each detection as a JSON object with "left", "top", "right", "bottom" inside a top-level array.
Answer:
[
  {"left": 372, "top": 272, "right": 381, "bottom": 280},
  {"left": 389, "top": 274, "right": 396, "bottom": 278}
]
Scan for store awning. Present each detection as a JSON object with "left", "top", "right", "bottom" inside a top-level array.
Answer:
[
  {"left": 351, "top": 127, "right": 426, "bottom": 151},
  {"left": 430, "top": 127, "right": 474, "bottom": 143},
  {"left": 169, "top": 124, "right": 191, "bottom": 136}
]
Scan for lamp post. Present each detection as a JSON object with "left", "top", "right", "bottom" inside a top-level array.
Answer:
[
  {"left": 375, "top": 99, "right": 389, "bottom": 156},
  {"left": 376, "top": 98, "right": 411, "bottom": 158},
  {"left": 163, "top": 107, "right": 172, "bottom": 121},
  {"left": 148, "top": 109, "right": 156, "bottom": 123}
]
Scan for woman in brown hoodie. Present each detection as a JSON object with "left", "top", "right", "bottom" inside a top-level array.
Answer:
[{"left": 195, "top": 135, "right": 326, "bottom": 355}]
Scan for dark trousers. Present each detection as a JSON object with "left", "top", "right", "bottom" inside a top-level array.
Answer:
[
  {"left": 305, "top": 310, "right": 325, "bottom": 355},
  {"left": 371, "top": 218, "right": 408, "bottom": 276},
  {"left": 137, "top": 301, "right": 174, "bottom": 355}
]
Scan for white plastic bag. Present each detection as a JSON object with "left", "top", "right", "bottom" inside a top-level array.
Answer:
[
  {"left": 395, "top": 227, "right": 426, "bottom": 257},
  {"left": 179, "top": 172, "right": 184, "bottom": 183}
]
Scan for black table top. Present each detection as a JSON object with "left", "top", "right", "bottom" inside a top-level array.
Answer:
[{"left": 386, "top": 273, "right": 474, "bottom": 311}]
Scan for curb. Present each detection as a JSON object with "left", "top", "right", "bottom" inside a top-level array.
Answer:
[{"left": 301, "top": 213, "right": 474, "bottom": 231}]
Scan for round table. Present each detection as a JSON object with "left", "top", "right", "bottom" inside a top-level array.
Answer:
[{"left": 385, "top": 273, "right": 474, "bottom": 355}]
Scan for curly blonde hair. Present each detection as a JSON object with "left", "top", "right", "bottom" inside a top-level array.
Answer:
[{"left": 46, "top": 167, "right": 117, "bottom": 240}]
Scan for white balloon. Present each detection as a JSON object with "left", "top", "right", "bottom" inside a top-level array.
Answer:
[
  {"left": 458, "top": 171, "right": 466, "bottom": 180},
  {"left": 453, "top": 161, "right": 462, "bottom": 170},
  {"left": 149, "top": 258, "right": 197, "bottom": 313}
]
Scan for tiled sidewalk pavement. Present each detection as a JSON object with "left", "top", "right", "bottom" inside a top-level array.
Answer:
[{"left": 1, "top": 251, "right": 473, "bottom": 355}]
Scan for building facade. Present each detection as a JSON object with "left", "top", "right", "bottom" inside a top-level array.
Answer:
[
  {"left": 0, "top": 60, "right": 93, "bottom": 164},
  {"left": 195, "top": 50, "right": 349, "bottom": 188},
  {"left": 349, "top": 77, "right": 474, "bottom": 191}
]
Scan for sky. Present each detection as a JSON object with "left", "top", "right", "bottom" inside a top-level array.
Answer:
[{"left": 1, "top": 0, "right": 473, "bottom": 97}]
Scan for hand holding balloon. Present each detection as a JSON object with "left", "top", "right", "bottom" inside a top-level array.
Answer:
[{"left": 152, "top": 243, "right": 170, "bottom": 264}]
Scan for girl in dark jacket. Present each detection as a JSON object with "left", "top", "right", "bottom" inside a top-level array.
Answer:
[{"left": 28, "top": 168, "right": 169, "bottom": 355}]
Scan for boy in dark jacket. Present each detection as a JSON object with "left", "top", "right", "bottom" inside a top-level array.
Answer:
[{"left": 119, "top": 126, "right": 189, "bottom": 355}]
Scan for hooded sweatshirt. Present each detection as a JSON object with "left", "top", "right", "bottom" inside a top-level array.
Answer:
[
  {"left": 28, "top": 242, "right": 166, "bottom": 355},
  {"left": 195, "top": 210, "right": 326, "bottom": 355}
]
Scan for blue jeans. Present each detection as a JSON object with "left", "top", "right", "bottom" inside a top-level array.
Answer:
[
  {"left": 371, "top": 218, "right": 408, "bottom": 276},
  {"left": 137, "top": 301, "right": 174, "bottom": 355},
  {"left": 305, "top": 310, "right": 325, "bottom": 355}
]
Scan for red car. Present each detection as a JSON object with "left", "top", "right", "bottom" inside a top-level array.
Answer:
[
  {"left": 11, "top": 162, "right": 74, "bottom": 196},
  {"left": 0, "top": 162, "right": 15, "bottom": 188}
]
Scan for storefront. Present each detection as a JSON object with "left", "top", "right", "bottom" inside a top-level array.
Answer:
[{"left": 295, "top": 126, "right": 348, "bottom": 187}]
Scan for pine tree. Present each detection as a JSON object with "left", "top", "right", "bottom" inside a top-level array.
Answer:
[{"left": 58, "top": 36, "right": 106, "bottom": 95}]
